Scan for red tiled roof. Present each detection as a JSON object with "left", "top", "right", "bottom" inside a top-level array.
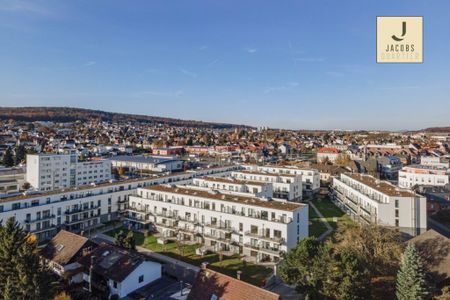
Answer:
[
  {"left": 188, "top": 268, "right": 280, "bottom": 300},
  {"left": 318, "top": 147, "right": 339, "bottom": 154}
]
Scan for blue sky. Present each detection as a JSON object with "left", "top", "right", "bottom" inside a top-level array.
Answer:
[{"left": 0, "top": 0, "right": 449, "bottom": 130}]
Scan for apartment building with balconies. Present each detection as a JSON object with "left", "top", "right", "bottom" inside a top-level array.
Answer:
[
  {"left": 332, "top": 173, "right": 427, "bottom": 237},
  {"left": 0, "top": 165, "right": 237, "bottom": 242},
  {"left": 398, "top": 164, "right": 450, "bottom": 189},
  {"left": 127, "top": 185, "right": 308, "bottom": 263},
  {"left": 230, "top": 170, "right": 302, "bottom": 201},
  {"left": 241, "top": 165, "right": 320, "bottom": 196},
  {"left": 191, "top": 177, "right": 273, "bottom": 198}
]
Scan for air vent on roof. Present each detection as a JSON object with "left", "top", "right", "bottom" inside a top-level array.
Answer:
[{"left": 102, "top": 250, "right": 110, "bottom": 257}]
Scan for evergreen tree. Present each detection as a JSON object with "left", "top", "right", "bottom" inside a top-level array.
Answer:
[
  {"left": 114, "top": 230, "right": 127, "bottom": 247},
  {"left": 2, "top": 148, "right": 14, "bottom": 167},
  {"left": 396, "top": 244, "right": 430, "bottom": 300},
  {"left": 124, "top": 230, "right": 136, "bottom": 250},
  {"left": 14, "top": 145, "right": 27, "bottom": 165},
  {"left": 0, "top": 218, "right": 57, "bottom": 299}
]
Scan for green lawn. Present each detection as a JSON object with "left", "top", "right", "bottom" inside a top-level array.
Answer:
[
  {"left": 104, "top": 229, "right": 272, "bottom": 286},
  {"left": 309, "top": 197, "right": 353, "bottom": 240},
  {"left": 309, "top": 204, "right": 328, "bottom": 238},
  {"left": 313, "top": 197, "right": 353, "bottom": 231}
]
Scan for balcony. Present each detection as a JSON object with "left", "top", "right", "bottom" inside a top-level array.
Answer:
[
  {"left": 244, "top": 231, "right": 284, "bottom": 244},
  {"left": 123, "top": 215, "right": 152, "bottom": 224},
  {"left": 31, "top": 224, "right": 57, "bottom": 234},
  {"left": 204, "top": 223, "right": 233, "bottom": 233},
  {"left": 65, "top": 205, "right": 101, "bottom": 215},
  {"left": 155, "top": 221, "right": 178, "bottom": 230},
  {"left": 203, "top": 233, "right": 231, "bottom": 243},
  {"left": 243, "top": 243, "right": 281, "bottom": 256},
  {"left": 25, "top": 214, "right": 55, "bottom": 224},
  {"left": 65, "top": 214, "right": 100, "bottom": 225},
  {"left": 126, "top": 207, "right": 152, "bottom": 215}
]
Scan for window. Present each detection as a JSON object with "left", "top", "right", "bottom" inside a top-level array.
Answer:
[
  {"left": 138, "top": 275, "right": 144, "bottom": 283},
  {"left": 395, "top": 200, "right": 399, "bottom": 208},
  {"left": 395, "top": 219, "right": 399, "bottom": 227},
  {"left": 113, "top": 281, "right": 117, "bottom": 288}
]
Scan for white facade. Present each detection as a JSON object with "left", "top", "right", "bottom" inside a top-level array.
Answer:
[
  {"left": 242, "top": 164, "right": 320, "bottom": 196},
  {"left": 192, "top": 177, "right": 273, "bottom": 198},
  {"left": 84, "top": 260, "right": 161, "bottom": 298},
  {"left": 231, "top": 171, "right": 302, "bottom": 201},
  {"left": 127, "top": 185, "right": 308, "bottom": 262},
  {"left": 420, "top": 156, "right": 450, "bottom": 168},
  {"left": 398, "top": 165, "right": 450, "bottom": 188},
  {"left": 332, "top": 173, "right": 427, "bottom": 237},
  {"left": 110, "top": 155, "right": 183, "bottom": 172},
  {"left": 1, "top": 165, "right": 239, "bottom": 242},
  {"left": 26, "top": 153, "right": 111, "bottom": 192}
]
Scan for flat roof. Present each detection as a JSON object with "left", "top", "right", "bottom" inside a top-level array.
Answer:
[
  {"left": 0, "top": 165, "right": 236, "bottom": 204},
  {"left": 343, "top": 173, "right": 416, "bottom": 197},
  {"left": 236, "top": 170, "right": 298, "bottom": 178},
  {"left": 110, "top": 155, "right": 181, "bottom": 164},
  {"left": 144, "top": 185, "right": 305, "bottom": 212},
  {"left": 198, "top": 176, "right": 267, "bottom": 187}
]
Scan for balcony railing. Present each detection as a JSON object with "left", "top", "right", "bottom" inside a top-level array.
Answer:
[
  {"left": 244, "top": 231, "right": 284, "bottom": 244},
  {"left": 25, "top": 214, "right": 55, "bottom": 224},
  {"left": 31, "top": 224, "right": 57, "bottom": 234},
  {"left": 65, "top": 205, "right": 101, "bottom": 215}
]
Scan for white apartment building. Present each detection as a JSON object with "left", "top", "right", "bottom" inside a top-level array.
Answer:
[
  {"left": 192, "top": 177, "right": 273, "bottom": 198},
  {"left": 0, "top": 165, "right": 239, "bottom": 242},
  {"left": 110, "top": 155, "right": 183, "bottom": 172},
  {"left": 332, "top": 173, "right": 427, "bottom": 237},
  {"left": 231, "top": 170, "right": 302, "bottom": 201},
  {"left": 127, "top": 184, "right": 308, "bottom": 263},
  {"left": 26, "top": 153, "right": 112, "bottom": 192},
  {"left": 242, "top": 164, "right": 320, "bottom": 196},
  {"left": 398, "top": 165, "right": 450, "bottom": 189},
  {"left": 420, "top": 156, "right": 450, "bottom": 168}
]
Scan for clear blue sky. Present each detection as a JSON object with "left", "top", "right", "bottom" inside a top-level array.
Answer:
[{"left": 0, "top": 0, "right": 449, "bottom": 130}]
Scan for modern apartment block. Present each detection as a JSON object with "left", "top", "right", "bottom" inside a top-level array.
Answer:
[
  {"left": 398, "top": 164, "right": 450, "bottom": 188},
  {"left": 0, "top": 165, "right": 238, "bottom": 242},
  {"left": 26, "top": 153, "right": 112, "bottom": 191},
  {"left": 191, "top": 177, "right": 274, "bottom": 198},
  {"left": 231, "top": 170, "right": 302, "bottom": 201},
  {"left": 126, "top": 184, "right": 308, "bottom": 263},
  {"left": 242, "top": 164, "right": 321, "bottom": 196},
  {"left": 332, "top": 173, "right": 427, "bottom": 237},
  {"left": 420, "top": 156, "right": 450, "bottom": 168}
]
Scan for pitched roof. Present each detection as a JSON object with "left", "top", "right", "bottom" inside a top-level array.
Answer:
[
  {"left": 318, "top": 147, "right": 339, "bottom": 154},
  {"left": 40, "top": 230, "right": 90, "bottom": 265},
  {"left": 77, "top": 243, "right": 160, "bottom": 282},
  {"left": 187, "top": 268, "right": 280, "bottom": 300},
  {"left": 409, "top": 229, "right": 450, "bottom": 283}
]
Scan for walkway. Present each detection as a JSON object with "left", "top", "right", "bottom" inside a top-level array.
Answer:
[{"left": 308, "top": 201, "right": 333, "bottom": 241}]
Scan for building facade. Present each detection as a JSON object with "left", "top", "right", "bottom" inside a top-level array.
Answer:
[
  {"left": 398, "top": 165, "right": 450, "bottom": 188},
  {"left": 0, "top": 165, "right": 239, "bottom": 242},
  {"left": 26, "top": 153, "right": 111, "bottom": 192},
  {"left": 332, "top": 173, "right": 427, "bottom": 237},
  {"left": 126, "top": 184, "right": 308, "bottom": 263},
  {"left": 242, "top": 164, "right": 320, "bottom": 196}
]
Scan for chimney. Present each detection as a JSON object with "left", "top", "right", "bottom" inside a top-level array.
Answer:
[
  {"left": 237, "top": 270, "right": 242, "bottom": 280},
  {"left": 201, "top": 262, "right": 209, "bottom": 271}
]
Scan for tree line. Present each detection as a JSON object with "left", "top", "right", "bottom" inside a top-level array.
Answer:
[{"left": 279, "top": 223, "right": 442, "bottom": 300}]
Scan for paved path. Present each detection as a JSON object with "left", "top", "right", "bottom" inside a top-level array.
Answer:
[{"left": 309, "top": 201, "right": 333, "bottom": 241}]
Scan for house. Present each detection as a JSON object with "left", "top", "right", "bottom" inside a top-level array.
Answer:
[
  {"left": 188, "top": 266, "right": 280, "bottom": 300},
  {"left": 409, "top": 229, "right": 450, "bottom": 287},
  {"left": 78, "top": 243, "right": 162, "bottom": 298},
  {"left": 40, "top": 230, "right": 96, "bottom": 281},
  {"left": 317, "top": 147, "right": 340, "bottom": 163}
]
